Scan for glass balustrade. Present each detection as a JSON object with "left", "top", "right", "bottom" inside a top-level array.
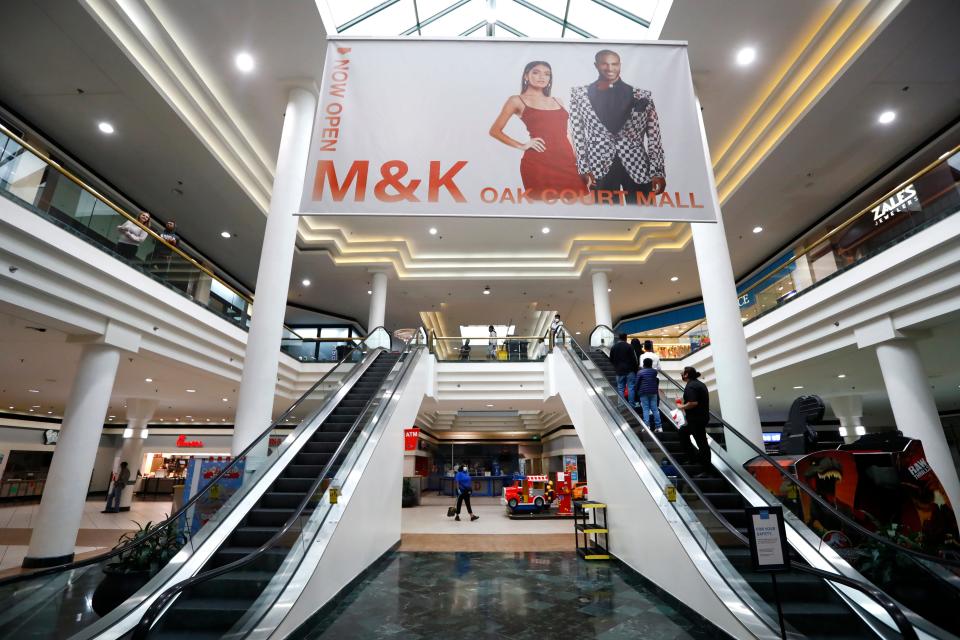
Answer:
[
  {"left": 622, "top": 146, "right": 960, "bottom": 356},
  {"left": 428, "top": 333, "right": 550, "bottom": 361}
]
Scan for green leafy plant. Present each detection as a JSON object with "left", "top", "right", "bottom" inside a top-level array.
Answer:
[
  {"left": 402, "top": 478, "right": 415, "bottom": 498},
  {"left": 109, "top": 519, "right": 188, "bottom": 574}
]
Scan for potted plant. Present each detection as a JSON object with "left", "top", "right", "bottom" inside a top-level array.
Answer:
[
  {"left": 402, "top": 478, "right": 418, "bottom": 508},
  {"left": 91, "top": 519, "right": 187, "bottom": 616}
]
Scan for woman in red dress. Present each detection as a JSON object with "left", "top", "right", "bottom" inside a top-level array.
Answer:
[{"left": 489, "top": 61, "right": 587, "bottom": 200}]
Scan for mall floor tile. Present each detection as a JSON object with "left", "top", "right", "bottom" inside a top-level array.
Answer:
[{"left": 290, "top": 552, "right": 730, "bottom": 640}]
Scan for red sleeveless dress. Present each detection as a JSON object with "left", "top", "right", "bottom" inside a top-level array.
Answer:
[{"left": 519, "top": 99, "right": 587, "bottom": 200}]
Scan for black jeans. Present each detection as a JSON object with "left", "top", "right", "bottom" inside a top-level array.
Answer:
[
  {"left": 116, "top": 242, "right": 139, "bottom": 260},
  {"left": 680, "top": 422, "right": 711, "bottom": 469},
  {"left": 456, "top": 489, "right": 473, "bottom": 515},
  {"left": 593, "top": 156, "right": 651, "bottom": 204}
]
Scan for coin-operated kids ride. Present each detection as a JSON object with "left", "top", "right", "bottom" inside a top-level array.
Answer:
[{"left": 503, "top": 475, "right": 556, "bottom": 513}]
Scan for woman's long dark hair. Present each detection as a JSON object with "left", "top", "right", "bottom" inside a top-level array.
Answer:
[{"left": 521, "top": 60, "right": 553, "bottom": 96}]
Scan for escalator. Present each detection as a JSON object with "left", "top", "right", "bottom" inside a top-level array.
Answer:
[
  {"left": 0, "top": 328, "right": 416, "bottom": 640},
  {"left": 561, "top": 331, "right": 959, "bottom": 639}
]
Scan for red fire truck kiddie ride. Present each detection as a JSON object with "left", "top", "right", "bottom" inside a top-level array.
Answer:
[{"left": 502, "top": 473, "right": 587, "bottom": 515}]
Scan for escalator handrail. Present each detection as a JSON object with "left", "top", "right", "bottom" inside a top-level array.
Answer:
[
  {"left": 564, "top": 336, "right": 920, "bottom": 640},
  {"left": 588, "top": 324, "right": 960, "bottom": 569},
  {"left": 131, "top": 331, "right": 424, "bottom": 639},
  {"left": 0, "top": 331, "right": 385, "bottom": 587}
]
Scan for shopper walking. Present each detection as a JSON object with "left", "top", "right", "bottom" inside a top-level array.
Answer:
[
  {"left": 104, "top": 461, "right": 130, "bottom": 513},
  {"left": 678, "top": 366, "right": 711, "bottom": 475},
  {"left": 637, "top": 357, "right": 662, "bottom": 432},
  {"left": 452, "top": 465, "right": 479, "bottom": 521},
  {"left": 610, "top": 333, "right": 638, "bottom": 407}
]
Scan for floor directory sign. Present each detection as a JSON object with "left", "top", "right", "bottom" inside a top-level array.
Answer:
[{"left": 745, "top": 505, "right": 790, "bottom": 572}]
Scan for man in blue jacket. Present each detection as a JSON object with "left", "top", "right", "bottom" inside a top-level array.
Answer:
[
  {"left": 636, "top": 357, "right": 662, "bottom": 432},
  {"left": 454, "top": 465, "right": 479, "bottom": 521}
]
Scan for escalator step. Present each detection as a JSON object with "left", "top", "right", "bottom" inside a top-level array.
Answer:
[
  {"left": 302, "top": 441, "right": 339, "bottom": 454},
  {"left": 187, "top": 570, "right": 274, "bottom": 599},
  {"left": 295, "top": 452, "right": 333, "bottom": 466},
  {"left": 259, "top": 491, "right": 307, "bottom": 509}
]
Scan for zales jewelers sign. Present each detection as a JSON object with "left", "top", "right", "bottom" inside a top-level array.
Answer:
[
  {"left": 872, "top": 183, "right": 918, "bottom": 226},
  {"left": 299, "top": 39, "right": 719, "bottom": 223}
]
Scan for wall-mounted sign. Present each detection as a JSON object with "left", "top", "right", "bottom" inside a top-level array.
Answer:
[
  {"left": 404, "top": 427, "right": 420, "bottom": 451},
  {"left": 745, "top": 505, "right": 790, "bottom": 572},
  {"left": 43, "top": 429, "right": 59, "bottom": 445},
  {"left": 176, "top": 434, "right": 204, "bottom": 448},
  {"left": 301, "top": 39, "right": 718, "bottom": 223},
  {"left": 872, "top": 183, "right": 918, "bottom": 226}
]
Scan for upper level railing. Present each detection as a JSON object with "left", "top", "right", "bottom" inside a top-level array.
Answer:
[
  {"left": 427, "top": 331, "right": 551, "bottom": 361},
  {"left": 620, "top": 144, "right": 960, "bottom": 360}
]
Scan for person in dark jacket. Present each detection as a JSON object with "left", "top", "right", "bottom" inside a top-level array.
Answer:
[
  {"left": 636, "top": 357, "right": 662, "bottom": 432},
  {"left": 678, "top": 366, "right": 711, "bottom": 474},
  {"left": 609, "top": 333, "right": 638, "bottom": 406},
  {"left": 453, "top": 465, "right": 479, "bottom": 521}
]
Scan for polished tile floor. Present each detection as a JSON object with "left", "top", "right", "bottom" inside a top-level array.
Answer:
[{"left": 291, "top": 552, "right": 729, "bottom": 639}]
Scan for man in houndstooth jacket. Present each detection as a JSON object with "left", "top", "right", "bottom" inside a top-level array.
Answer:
[{"left": 569, "top": 49, "right": 666, "bottom": 204}]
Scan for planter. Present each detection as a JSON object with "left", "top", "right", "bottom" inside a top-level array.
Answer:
[
  {"left": 402, "top": 493, "right": 417, "bottom": 508},
  {"left": 92, "top": 564, "right": 152, "bottom": 616}
]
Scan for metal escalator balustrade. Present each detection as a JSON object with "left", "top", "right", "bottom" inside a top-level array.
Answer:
[
  {"left": 130, "top": 329, "right": 426, "bottom": 639},
  {"left": 562, "top": 333, "right": 923, "bottom": 640},
  {"left": 0, "top": 328, "right": 391, "bottom": 640}
]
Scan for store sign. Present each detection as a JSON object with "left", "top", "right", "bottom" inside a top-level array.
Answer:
[
  {"left": 300, "top": 39, "right": 718, "bottom": 223},
  {"left": 404, "top": 427, "right": 420, "bottom": 451},
  {"left": 872, "top": 183, "right": 918, "bottom": 226},
  {"left": 176, "top": 434, "right": 204, "bottom": 448},
  {"left": 737, "top": 292, "right": 755, "bottom": 308}
]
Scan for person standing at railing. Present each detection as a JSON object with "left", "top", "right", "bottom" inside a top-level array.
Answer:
[
  {"left": 154, "top": 220, "right": 181, "bottom": 280},
  {"left": 678, "top": 366, "right": 711, "bottom": 475},
  {"left": 610, "top": 333, "right": 639, "bottom": 406},
  {"left": 551, "top": 314, "right": 564, "bottom": 344},
  {"left": 637, "top": 357, "right": 662, "bottom": 433},
  {"left": 116, "top": 212, "right": 151, "bottom": 260}
]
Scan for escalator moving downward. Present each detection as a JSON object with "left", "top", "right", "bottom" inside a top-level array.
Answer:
[
  {"left": 587, "top": 350, "right": 877, "bottom": 639},
  {"left": 152, "top": 352, "right": 400, "bottom": 639}
]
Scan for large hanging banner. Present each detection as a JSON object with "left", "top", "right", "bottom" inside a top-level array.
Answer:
[{"left": 300, "top": 38, "right": 717, "bottom": 222}]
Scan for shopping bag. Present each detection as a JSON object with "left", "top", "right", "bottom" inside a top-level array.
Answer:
[
  {"left": 671, "top": 408, "right": 686, "bottom": 427},
  {"left": 447, "top": 506, "right": 456, "bottom": 518}
]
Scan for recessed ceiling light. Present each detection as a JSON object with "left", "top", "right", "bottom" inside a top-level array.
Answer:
[
  {"left": 144, "top": 378, "right": 153, "bottom": 383},
  {"left": 186, "top": 389, "right": 196, "bottom": 393},
  {"left": 793, "top": 385, "right": 804, "bottom": 389},
  {"left": 607, "top": 288, "right": 612, "bottom": 293},
  {"left": 670, "top": 276, "right": 679, "bottom": 282},
  {"left": 367, "top": 290, "right": 372, "bottom": 295},
  {"left": 47, "top": 411, "right": 53, "bottom": 414},
  {"left": 222, "top": 397, "right": 229, "bottom": 402},
  {"left": 7, "top": 406, "right": 12, "bottom": 410},
  {"left": 108, "top": 415, "right": 116, "bottom": 419},
  {"left": 483, "top": 286, "right": 491, "bottom": 295},
  {"left": 837, "top": 374, "right": 846, "bottom": 379},
  {"left": 755, "top": 395, "right": 762, "bottom": 399},
  {"left": 575, "top": 331, "right": 581, "bottom": 335},
  {"left": 28, "top": 389, "right": 39, "bottom": 393},
  {"left": 428, "top": 227, "right": 438, "bottom": 235},
  {"left": 302, "top": 279, "right": 311, "bottom": 286},
  {"left": 736, "top": 47, "right": 756, "bottom": 66},
  {"left": 878, "top": 110, "right": 896, "bottom": 125},
  {"left": 752, "top": 226, "right": 763, "bottom": 234},
  {"left": 221, "top": 231, "right": 232, "bottom": 238},
  {"left": 486, "top": 404, "right": 494, "bottom": 407},
  {"left": 235, "top": 52, "right": 255, "bottom": 73},
  {"left": 98, "top": 121, "right": 115, "bottom": 134},
  {"left": 541, "top": 227, "right": 550, "bottom": 234}
]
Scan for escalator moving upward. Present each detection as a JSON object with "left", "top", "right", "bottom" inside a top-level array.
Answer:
[
  {"left": 150, "top": 351, "right": 400, "bottom": 639},
  {"left": 586, "top": 349, "right": 878, "bottom": 639}
]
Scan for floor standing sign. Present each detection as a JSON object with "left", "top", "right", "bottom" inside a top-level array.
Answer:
[{"left": 745, "top": 505, "right": 790, "bottom": 639}]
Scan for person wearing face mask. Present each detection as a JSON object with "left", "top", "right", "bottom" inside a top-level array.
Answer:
[
  {"left": 678, "top": 366, "right": 711, "bottom": 475},
  {"left": 116, "top": 211, "right": 151, "bottom": 260},
  {"left": 550, "top": 314, "right": 564, "bottom": 344},
  {"left": 451, "top": 465, "right": 479, "bottom": 522}
]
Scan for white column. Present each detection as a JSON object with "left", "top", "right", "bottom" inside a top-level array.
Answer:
[
  {"left": 115, "top": 399, "right": 157, "bottom": 510},
  {"left": 367, "top": 270, "right": 389, "bottom": 331},
  {"left": 591, "top": 270, "right": 612, "bottom": 328},
  {"left": 690, "top": 100, "right": 763, "bottom": 461},
  {"left": 233, "top": 87, "right": 317, "bottom": 456},
  {"left": 829, "top": 395, "right": 864, "bottom": 444},
  {"left": 874, "top": 338, "right": 960, "bottom": 520},
  {"left": 24, "top": 344, "right": 121, "bottom": 567}
]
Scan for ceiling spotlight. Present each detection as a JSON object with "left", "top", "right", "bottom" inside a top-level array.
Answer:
[
  {"left": 736, "top": 47, "right": 757, "bottom": 67},
  {"left": 837, "top": 374, "right": 846, "bottom": 379},
  {"left": 575, "top": 331, "right": 581, "bottom": 335},
  {"left": 222, "top": 397, "right": 229, "bottom": 402},
  {"left": 755, "top": 395, "right": 762, "bottom": 399},
  {"left": 235, "top": 52, "right": 255, "bottom": 73},
  {"left": 186, "top": 389, "right": 196, "bottom": 393},
  {"left": 144, "top": 378, "right": 153, "bottom": 383},
  {"left": 752, "top": 226, "right": 763, "bottom": 234},
  {"left": 428, "top": 227, "right": 438, "bottom": 235},
  {"left": 483, "top": 286, "right": 491, "bottom": 295},
  {"left": 98, "top": 121, "right": 115, "bottom": 134},
  {"left": 607, "top": 288, "right": 612, "bottom": 293},
  {"left": 302, "top": 279, "right": 311, "bottom": 286},
  {"left": 878, "top": 110, "right": 896, "bottom": 125},
  {"left": 793, "top": 385, "right": 804, "bottom": 389},
  {"left": 108, "top": 415, "right": 116, "bottom": 419},
  {"left": 670, "top": 276, "right": 679, "bottom": 282},
  {"left": 541, "top": 227, "right": 550, "bottom": 234},
  {"left": 7, "top": 406, "right": 12, "bottom": 410},
  {"left": 486, "top": 404, "right": 494, "bottom": 407},
  {"left": 220, "top": 231, "right": 232, "bottom": 238},
  {"left": 367, "top": 290, "right": 372, "bottom": 295},
  {"left": 28, "top": 389, "right": 39, "bottom": 393}
]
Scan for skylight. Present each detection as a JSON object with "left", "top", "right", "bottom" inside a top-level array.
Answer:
[{"left": 320, "top": 0, "right": 662, "bottom": 40}]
